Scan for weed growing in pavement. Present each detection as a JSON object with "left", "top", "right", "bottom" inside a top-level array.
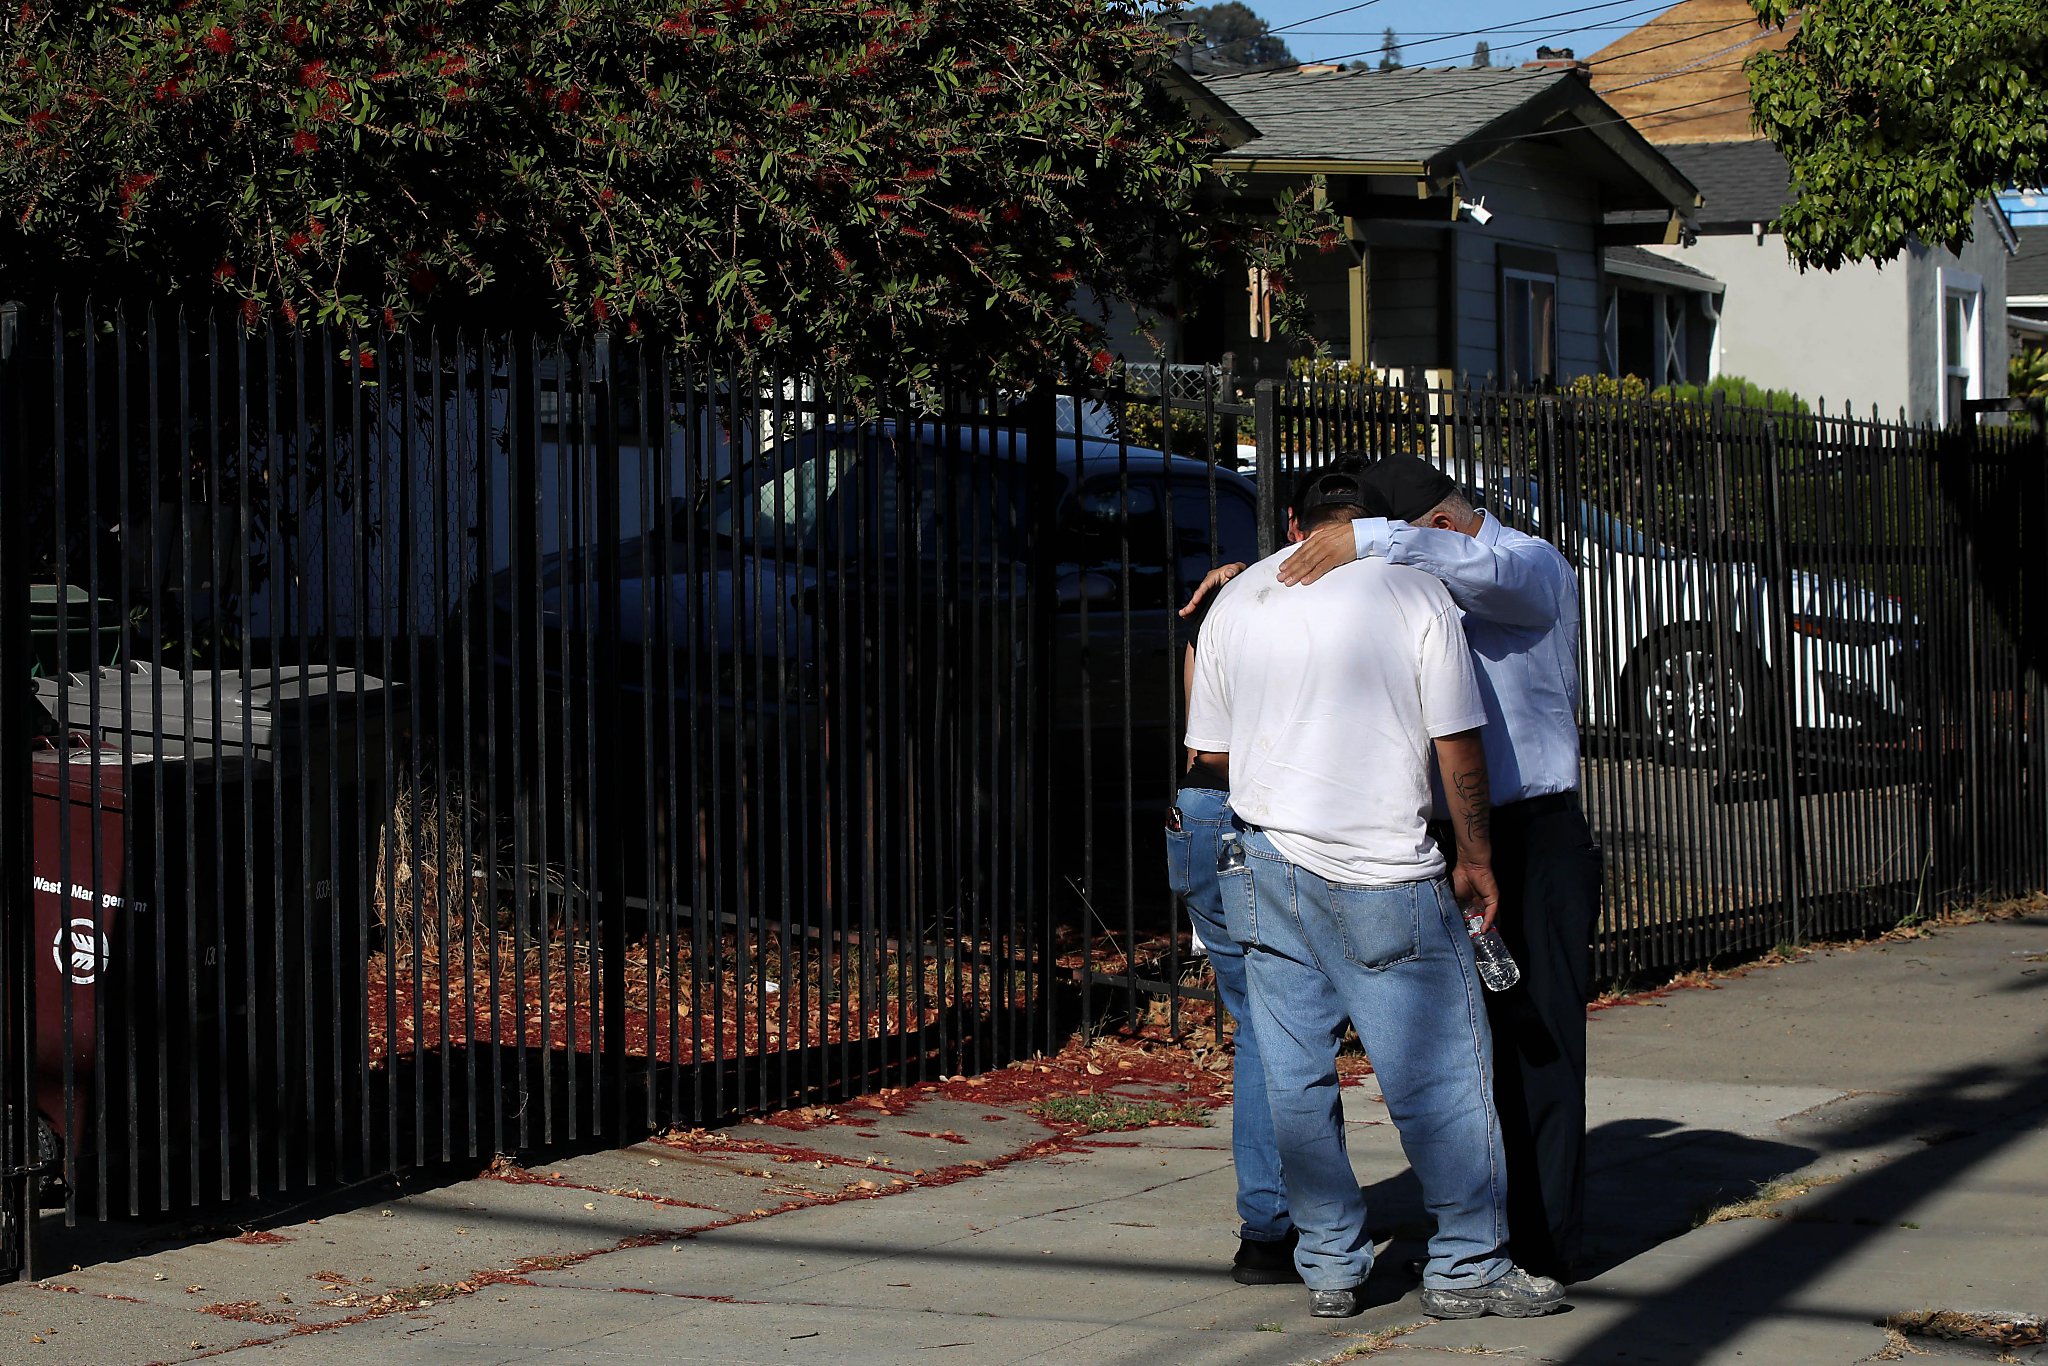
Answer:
[
  {"left": 1693, "top": 1172, "right": 1842, "bottom": 1227},
  {"left": 1027, "top": 1094, "right": 1208, "bottom": 1132}
]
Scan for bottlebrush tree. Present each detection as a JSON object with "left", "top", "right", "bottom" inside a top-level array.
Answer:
[{"left": 0, "top": 0, "right": 1326, "bottom": 386}]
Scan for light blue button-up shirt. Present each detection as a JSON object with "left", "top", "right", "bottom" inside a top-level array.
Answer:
[{"left": 1351, "top": 510, "right": 1581, "bottom": 803}]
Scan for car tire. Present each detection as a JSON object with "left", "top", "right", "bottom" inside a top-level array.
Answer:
[{"left": 1623, "top": 627, "right": 1774, "bottom": 768}]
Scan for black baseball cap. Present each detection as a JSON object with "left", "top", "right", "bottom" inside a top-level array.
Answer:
[
  {"left": 1290, "top": 459, "right": 1370, "bottom": 522},
  {"left": 1361, "top": 453, "right": 1458, "bottom": 523}
]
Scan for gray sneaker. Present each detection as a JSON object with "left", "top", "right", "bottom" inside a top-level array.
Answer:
[
  {"left": 1420, "top": 1266, "right": 1565, "bottom": 1320},
  {"left": 1309, "top": 1287, "right": 1365, "bottom": 1318}
]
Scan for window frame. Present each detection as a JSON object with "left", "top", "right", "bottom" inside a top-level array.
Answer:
[
  {"left": 1937, "top": 267, "right": 1984, "bottom": 425},
  {"left": 1500, "top": 263, "right": 1560, "bottom": 386}
]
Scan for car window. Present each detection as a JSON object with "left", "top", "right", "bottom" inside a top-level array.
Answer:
[
  {"left": 1060, "top": 476, "right": 1171, "bottom": 608},
  {"left": 1170, "top": 477, "right": 1257, "bottom": 594},
  {"left": 711, "top": 429, "right": 1024, "bottom": 562}
]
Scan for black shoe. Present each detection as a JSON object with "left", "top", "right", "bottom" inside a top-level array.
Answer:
[
  {"left": 1310, "top": 1286, "right": 1365, "bottom": 1318},
  {"left": 1231, "top": 1229, "right": 1302, "bottom": 1285},
  {"left": 1420, "top": 1266, "right": 1565, "bottom": 1320}
]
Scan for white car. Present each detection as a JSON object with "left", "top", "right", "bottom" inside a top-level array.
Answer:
[{"left": 1495, "top": 480, "right": 1918, "bottom": 764}]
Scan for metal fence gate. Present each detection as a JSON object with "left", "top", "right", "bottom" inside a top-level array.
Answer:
[
  {"left": 0, "top": 304, "right": 1070, "bottom": 1277},
  {"left": 3, "top": 309, "right": 2045, "bottom": 1277}
]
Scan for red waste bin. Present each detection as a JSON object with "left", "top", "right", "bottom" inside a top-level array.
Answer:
[
  {"left": 27, "top": 730, "right": 252, "bottom": 1193},
  {"left": 30, "top": 733, "right": 132, "bottom": 1154}
]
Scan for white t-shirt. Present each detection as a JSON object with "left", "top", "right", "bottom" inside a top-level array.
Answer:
[{"left": 1184, "top": 546, "right": 1487, "bottom": 886}]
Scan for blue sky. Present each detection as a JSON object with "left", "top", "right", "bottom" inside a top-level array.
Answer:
[{"left": 1229, "top": 0, "right": 1672, "bottom": 68}]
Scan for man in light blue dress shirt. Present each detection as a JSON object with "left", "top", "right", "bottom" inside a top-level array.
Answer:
[{"left": 1183, "top": 452, "right": 1600, "bottom": 1282}]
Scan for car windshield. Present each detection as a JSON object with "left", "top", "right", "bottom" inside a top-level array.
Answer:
[{"left": 706, "top": 427, "right": 1025, "bottom": 561}]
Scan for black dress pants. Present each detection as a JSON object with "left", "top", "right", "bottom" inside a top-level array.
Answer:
[{"left": 1482, "top": 795, "right": 1601, "bottom": 1280}]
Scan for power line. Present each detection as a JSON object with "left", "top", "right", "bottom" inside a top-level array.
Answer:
[
  {"left": 1265, "top": 0, "right": 1393, "bottom": 37},
  {"left": 1213, "top": 0, "right": 1671, "bottom": 74}
]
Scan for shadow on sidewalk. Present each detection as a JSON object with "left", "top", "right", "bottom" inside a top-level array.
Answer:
[
  {"left": 1362, "top": 1118, "right": 1818, "bottom": 1281},
  {"left": 1541, "top": 1049, "right": 2048, "bottom": 1365}
]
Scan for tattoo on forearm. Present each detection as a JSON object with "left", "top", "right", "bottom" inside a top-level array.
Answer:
[{"left": 1452, "top": 767, "right": 1491, "bottom": 846}]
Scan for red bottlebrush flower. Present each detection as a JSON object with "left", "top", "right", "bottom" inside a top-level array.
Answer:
[
  {"left": 750, "top": 312, "right": 773, "bottom": 332},
  {"left": 626, "top": 319, "right": 642, "bottom": 337},
  {"left": 298, "top": 60, "right": 326, "bottom": 88},
  {"left": 830, "top": 247, "right": 850, "bottom": 273},
  {"left": 593, "top": 297, "right": 612, "bottom": 322},
  {"left": 282, "top": 16, "right": 309, "bottom": 45},
  {"left": 357, "top": 347, "right": 376, "bottom": 370},
  {"left": 445, "top": 83, "right": 467, "bottom": 102},
  {"left": 1090, "top": 349, "right": 1112, "bottom": 377},
  {"left": 1051, "top": 268, "right": 1077, "bottom": 283},
  {"left": 899, "top": 225, "right": 926, "bottom": 240},
  {"left": 905, "top": 167, "right": 937, "bottom": 182},
  {"left": 690, "top": 175, "right": 704, "bottom": 194},
  {"left": 381, "top": 307, "right": 397, "bottom": 332},
  {"left": 240, "top": 298, "right": 261, "bottom": 326},
  {"left": 202, "top": 25, "right": 233, "bottom": 55},
  {"left": 280, "top": 300, "right": 298, "bottom": 324},
  {"left": 873, "top": 192, "right": 903, "bottom": 204},
  {"left": 307, "top": 218, "right": 326, "bottom": 238},
  {"left": 712, "top": 148, "right": 734, "bottom": 164},
  {"left": 213, "top": 260, "right": 236, "bottom": 284},
  {"left": 152, "top": 79, "right": 179, "bottom": 101},
  {"left": 598, "top": 187, "right": 617, "bottom": 206},
  {"left": 786, "top": 100, "right": 811, "bottom": 116},
  {"left": 999, "top": 203, "right": 1021, "bottom": 224},
  {"left": 1316, "top": 229, "right": 1341, "bottom": 252},
  {"left": 285, "top": 231, "right": 311, "bottom": 255},
  {"left": 23, "top": 108, "right": 51, "bottom": 135},
  {"left": 440, "top": 53, "right": 468, "bottom": 77},
  {"left": 291, "top": 129, "right": 318, "bottom": 155},
  {"left": 408, "top": 267, "right": 437, "bottom": 295},
  {"left": 557, "top": 86, "right": 583, "bottom": 112}
]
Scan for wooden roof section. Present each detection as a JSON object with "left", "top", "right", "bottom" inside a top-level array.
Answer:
[{"left": 1585, "top": 0, "right": 1798, "bottom": 144}]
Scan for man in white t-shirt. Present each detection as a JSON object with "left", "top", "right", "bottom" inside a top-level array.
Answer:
[{"left": 1184, "top": 466, "right": 1564, "bottom": 1322}]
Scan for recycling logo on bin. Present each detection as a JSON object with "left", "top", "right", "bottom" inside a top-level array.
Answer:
[{"left": 52, "top": 918, "right": 110, "bottom": 986}]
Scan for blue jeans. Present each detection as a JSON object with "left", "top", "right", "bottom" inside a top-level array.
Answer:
[
  {"left": 1164, "top": 787, "right": 1292, "bottom": 1245},
  {"left": 1222, "top": 827, "right": 1510, "bottom": 1292}
]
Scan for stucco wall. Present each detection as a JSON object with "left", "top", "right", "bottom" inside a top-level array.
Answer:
[
  {"left": 1649, "top": 201, "right": 2011, "bottom": 420},
  {"left": 1649, "top": 235, "right": 1911, "bottom": 413},
  {"left": 1905, "top": 202, "right": 2012, "bottom": 422}
]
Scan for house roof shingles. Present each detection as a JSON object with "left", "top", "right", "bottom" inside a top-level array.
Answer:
[
  {"left": 1656, "top": 140, "right": 1790, "bottom": 229},
  {"left": 1200, "top": 66, "right": 1579, "bottom": 167},
  {"left": 1605, "top": 244, "right": 1724, "bottom": 291}
]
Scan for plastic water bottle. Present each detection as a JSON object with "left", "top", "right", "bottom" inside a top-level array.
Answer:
[
  {"left": 1466, "top": 913, "right": 1521, "bottom": 992},
  {"left": 1217, "top": 830, "right": 1246, "bottom": 875}
]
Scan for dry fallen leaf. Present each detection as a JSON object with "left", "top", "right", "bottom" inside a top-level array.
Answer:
[{"left": 582, "top": 1203, "right": 596, "bottom": 1211}]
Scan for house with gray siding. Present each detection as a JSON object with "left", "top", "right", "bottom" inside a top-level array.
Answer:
[
  {"left": 1168, "top": 65, "right": 1701, "bottom": 385},
  {"left": 1636, "top": 140, "right": 2017, "bottom": 422}
]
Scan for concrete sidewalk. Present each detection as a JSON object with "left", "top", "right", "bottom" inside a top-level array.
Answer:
[{"left": 5, "top": 910, "right": 2045, "bottom": 1365}]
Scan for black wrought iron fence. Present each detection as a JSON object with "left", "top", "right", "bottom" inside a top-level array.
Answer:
[{"left": 2, "top": 310, "right": 2043, "bottom": 1280}]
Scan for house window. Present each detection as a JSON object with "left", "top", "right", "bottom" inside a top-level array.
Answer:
[
  {"left": 1939, "top": 269, "right": 1983, "bottom": 423},
  {"left": 1502, "top": 269, "right": 1558, "bottom": 384}
]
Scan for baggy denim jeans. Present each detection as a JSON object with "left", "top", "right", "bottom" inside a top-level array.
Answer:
[
  {"left": 1164, "top": 787, "right": 1292, "bottom": 1244},
  {"left": 1222, "top": 826, "right": 1511, "bottom": 1292}
]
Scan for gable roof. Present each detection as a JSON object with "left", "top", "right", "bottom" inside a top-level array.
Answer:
[
  {"left": 1199, "top": 66, "right": 1699, "bottom": 214},
  {"left": 1586, "top": 0, "right": 1795, "bottom": 144},
  {"left": 1200, "top": 66, "right": 1579, "bottom": 169},
  {"left": 1657, "top": 140, "right": 1791, "bottom": 231}
]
